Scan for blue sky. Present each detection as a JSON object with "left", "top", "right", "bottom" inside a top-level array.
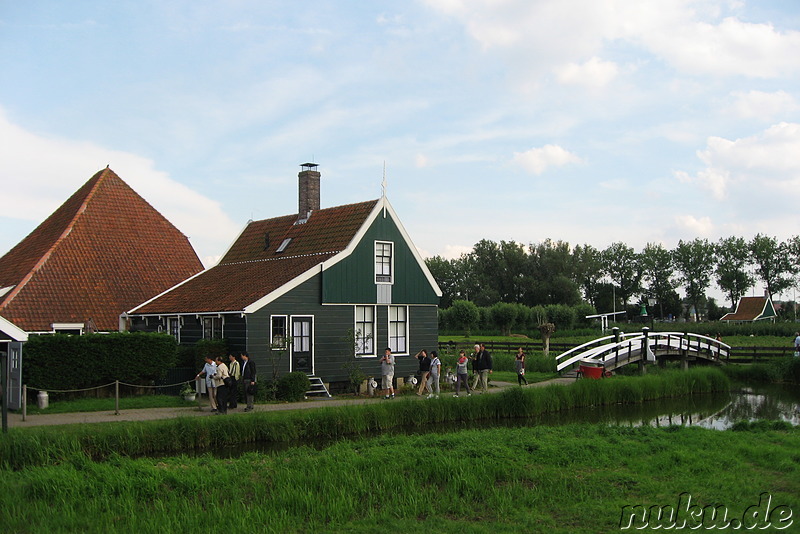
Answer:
[{"left": 1, "top": 1, "right": 799, "bottom": 298}]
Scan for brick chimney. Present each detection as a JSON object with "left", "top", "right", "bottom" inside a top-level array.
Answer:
[{"left": 298, "top": 163, "right": 320, "bottom": 219}]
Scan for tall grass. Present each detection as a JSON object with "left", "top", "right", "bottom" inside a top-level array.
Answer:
[
  {"left": 1, "top": 424, "right": 798, "bottom": 533},
  {"left": 0, "top": 367, "right": 729, "bottom": 470}
]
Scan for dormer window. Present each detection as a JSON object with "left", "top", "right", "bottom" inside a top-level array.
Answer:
[
  {"left": 276, "top": 238, "right": 292, "bottom": 253},
  {"left": 375, "top": 241, "right": 393, "bottom": 283}
]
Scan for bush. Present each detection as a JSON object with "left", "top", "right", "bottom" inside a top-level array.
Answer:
[
  {"left": 276, "top": 372, "right": 311, "bottom": 402},
  {"left": 23, "top": 333, "right": 178, "bottom": 390}
]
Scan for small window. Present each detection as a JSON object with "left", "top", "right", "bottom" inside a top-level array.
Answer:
[
  {"left": 271, "top": 315, "right": 287, "bottom": 349},
  {"left": 375, "top": 241, "right": 393, "bottom": 283},
  {"left": 203, "top": 316, "right": 223, "bottom": 340},
  {"left": 276, "top": 238, "right": 292, "bottom": 253},
  {"left": 354, "top": 306, "right": 375, "bottom": 357},
  {"left": 167, "top": 317, "right": 180, "bottom": 343},
  {"left": 388, "top": 305, "right": 407, "bottom": 354}
]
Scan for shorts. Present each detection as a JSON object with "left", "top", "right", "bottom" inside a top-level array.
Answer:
[{"left": 381, "top": 374, "right": 394, "bottom": 389}]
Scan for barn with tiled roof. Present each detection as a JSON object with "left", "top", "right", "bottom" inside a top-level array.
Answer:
[
  {"left": 720, "top": 295, "right": 777, "bottom": 323},
  {"left": 0, "top": 167, "right": 204, "bottom": 334},
  {"left": 125, "top": 164, "right": 441, "bottom": 389}
]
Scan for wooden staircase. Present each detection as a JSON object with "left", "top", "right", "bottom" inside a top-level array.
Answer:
[{"left": 306, "top": 375, "right": 332, "bottom": 398}]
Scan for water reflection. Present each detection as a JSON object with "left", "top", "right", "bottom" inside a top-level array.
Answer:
[
  {"left": 541, "top": 383, "right": 800, "bottom": 431},
  {"left": 205, "top": 384, "right": 800, "bottom": 457}
]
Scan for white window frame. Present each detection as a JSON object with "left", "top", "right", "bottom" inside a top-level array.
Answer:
[
  {"left": 354, "top": 305, "right": 376, "bottom": 357},
  {"left": 270, "top": 315, "right": 288, "bottom": 350},
  {"left": 202, "top": 316, "right": 224, "bottom": 340},
  {"left": 375, "top": 241, "right": 394, "bottom": 284},
  {"left": 388, "top": 305, "right": 408, "bottom": 355},
  {"left": 166, "top": 317, "right": 181, "bottom": 343}
]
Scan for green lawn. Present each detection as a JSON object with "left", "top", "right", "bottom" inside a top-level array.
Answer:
[{"left": 2, "top": 424, "right": 797, "bottom": 533}]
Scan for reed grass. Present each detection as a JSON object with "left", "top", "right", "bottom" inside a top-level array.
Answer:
[
  {"left": 1, "top": 424, "right": 797, "bottom": 533},
  {"left": 0, "top": 368, "right": 729, "bottom": 470}
]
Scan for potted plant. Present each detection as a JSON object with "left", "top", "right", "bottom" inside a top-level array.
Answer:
[{"left": 180, "top": 383, "right": 196, "bottom": 402}]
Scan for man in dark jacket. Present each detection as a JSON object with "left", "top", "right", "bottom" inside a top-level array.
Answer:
[
  {"left": 476, "top": 343, "right": 492, "bottom": 393},
  {"left": 240, "top": 351, "right": 257, "bottom": 411}
]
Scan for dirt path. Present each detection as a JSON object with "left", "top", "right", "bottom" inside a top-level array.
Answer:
[{"left": 6, "top": 376, "right": 574, "bottom": 428}]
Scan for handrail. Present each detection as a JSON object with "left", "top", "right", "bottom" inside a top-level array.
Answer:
[{"left": 556, "top": 331, "right": 732, "bottom": 372}]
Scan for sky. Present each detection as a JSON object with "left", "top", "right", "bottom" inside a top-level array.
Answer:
[{"left": 1, "top": 1, "right": 799, "bottom": 301}]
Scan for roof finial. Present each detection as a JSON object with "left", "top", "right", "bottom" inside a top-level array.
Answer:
[
  {"left": 381, "top": 161, "right": 387, "bottom": 217},
  {"left": 381, "top": 161, "right": 387, "bottom": 197}
]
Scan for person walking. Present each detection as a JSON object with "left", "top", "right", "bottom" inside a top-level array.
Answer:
[
  {"left": 794, "top": 332, "right": 800, "bottom": 357},
  {"left": 515, "top": 347, "right": 528, "bottom": 386},
  {"left": 470, "top": 344, "right": 482, "bottom": 391},
  {"left": 476, "top": 343, "right": 493, "bottom": 393},
  {"left": 227, "top": 353, "right": 241, "bottom": 409},
  {"left": 240, "top": 351, "right": 257, "bottom": 411},
  {"left": 213, "top": 356, "right": 230, "bottom": 415},
  {"left": 195, "top": 356, "right": 218, "bottom": 411},
  {"left": 453, "top": 350, "right": 472, "bottom": 397},
  {"left": 415, "top": 349, "right": 432, "bottom": 396},
  {"left": 381, "top": 347, "right": 395, "bottom": 399},
  {"left": 427, "top": 350, "right": 441, "bottom": 398}
]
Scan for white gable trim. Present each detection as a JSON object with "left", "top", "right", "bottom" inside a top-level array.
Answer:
[
  {"left": 0, "top": 315, "right": 28, "bottom": 341},
  {"left": 244, "top": 263, "right": 323, "bottom": 313},
  {"left": 126, "top": 268, "right": 210, "bottom": 314},
  {"left": 320, "top": 197, "right": 442, "bottom": 296},
  {"left": 242, "top": 197, "right": 441, "bottom": 314}
]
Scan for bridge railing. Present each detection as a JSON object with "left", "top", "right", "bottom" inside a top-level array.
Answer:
[
  {"left": 556, "top": 330, "right": 732, "bottom": 372},
  {"left": 555, "top": 331, "right": 644, "bottom": 371}
]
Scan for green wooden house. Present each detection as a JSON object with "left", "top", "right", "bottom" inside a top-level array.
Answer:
[{"left": 124, "top": 164, "right": 441, "bottom": 390}]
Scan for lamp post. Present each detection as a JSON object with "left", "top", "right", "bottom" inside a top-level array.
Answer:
[{"left": 648, "top": 297, "right": 657, "bottom": 329}]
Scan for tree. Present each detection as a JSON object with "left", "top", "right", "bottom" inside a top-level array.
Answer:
[
  {"left": 714, "top": 236, "right": 754, "bottom": 307},
  {"left": 448, "top": 300, "right": 480, "bottom": 336},
  {"left": 639, "top": 242, "right": 677, "bottom": 319},
  {"left": 573, "top": 244, "right": 603, "bottom": 307},
  {"left": 425, "top": 255, "right": 458, "bottom": 308},
  {"left": 489, "top": 302, "right": 519, "bottom": 336},
  {"left": 749, "top": 234, "right": 794, "bottom": 300},
  {"left": 526, "top": 239, "right": 581, "bottom": 306},
  {"left": 601, "top": 242, "right": 641, "bottom": 316},
  {"left": 672, "top": 238, "right": 715, "bottom": 321}
]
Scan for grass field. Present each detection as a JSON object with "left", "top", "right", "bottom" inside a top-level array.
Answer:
[{"left": 1, "top": 424, "right": 797, "bottom": 533}]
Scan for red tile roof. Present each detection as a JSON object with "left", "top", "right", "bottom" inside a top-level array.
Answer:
[
  {"left": 0, "top": 168, "right": 204, "bottom": 331},
  {"left": 719, "top": 296, "right": 773, "bottom": 322},
  {"left": 131, "top": 199, "right": 379, "bottom": 314}
]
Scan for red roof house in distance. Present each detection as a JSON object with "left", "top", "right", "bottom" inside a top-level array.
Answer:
[
  {"left": 0, "top": 167, "right": 204, "bottom": 334},
  {"left": 720, "top": 295, "right": 777, "bottom": 323}
]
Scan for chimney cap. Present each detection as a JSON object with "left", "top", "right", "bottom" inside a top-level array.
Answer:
[{"left": 300, "top": 162, "right": 319, "bottom": 171}]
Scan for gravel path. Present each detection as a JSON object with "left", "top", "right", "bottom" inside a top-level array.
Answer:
[{"left": 6, "top": 376, "right": 574, "bottom": 428}]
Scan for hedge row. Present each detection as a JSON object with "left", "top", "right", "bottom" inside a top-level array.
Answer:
[{"left": 22, "top": 333, "right": 178, "bottom": 390}]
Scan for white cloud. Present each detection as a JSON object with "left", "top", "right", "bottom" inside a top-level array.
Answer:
[
  {"left": 415, "top": 153, "right": 430, "bottom": 168},
  {"left": 727, "top": 90, "right": 799, "bottom": 119},
  {"left": 555, "top": 57, "right": 619, "bottom": 88},
  {"left": 0, "top": 109, "right": 239, "bottom": 266},
  {"left": 513, "top": 144, "right": 581, "bottom": 175},
  {"left": 676, "top": 122, "right": 800, "bottom": 202},
  {"left": 423, "top": 1, "right": 800, "bottom": 79},
  {"left": 674, "top": 214, "right": 714, "bottom": 236}
]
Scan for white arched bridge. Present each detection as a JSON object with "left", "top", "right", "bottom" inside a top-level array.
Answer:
[{"left": 556, "top": 329, "right": 731, "bottom": 376}]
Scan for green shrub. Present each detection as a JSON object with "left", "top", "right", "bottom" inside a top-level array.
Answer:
[
  {"left": 23, "top": 333, "right": 178, "bottom": 390},
  {"left": 276, "top": 372, "right": 311, "bottom": 402}
]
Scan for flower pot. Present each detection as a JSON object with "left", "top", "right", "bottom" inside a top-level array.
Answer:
[{"left": 183, "top": 394, "right": 196, "bottom": 402}]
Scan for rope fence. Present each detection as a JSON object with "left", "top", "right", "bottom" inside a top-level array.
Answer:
[{"left": 20, "top": 377, "right": 203, "bottom": 422}]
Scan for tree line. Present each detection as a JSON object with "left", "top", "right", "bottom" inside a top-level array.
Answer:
[{"left": 425, "top": 234, "right": 800, "bottom": 321}]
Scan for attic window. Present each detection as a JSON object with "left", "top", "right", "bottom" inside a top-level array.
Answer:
[{"left": 276, "top": 238, "right": 292, "bottom": 253}]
